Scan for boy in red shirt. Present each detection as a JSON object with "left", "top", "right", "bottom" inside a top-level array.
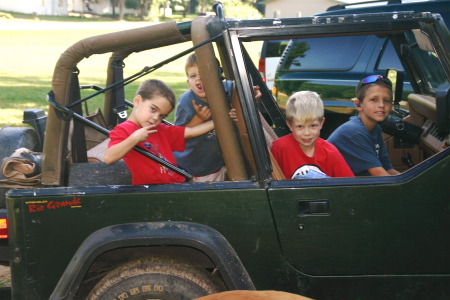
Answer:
[
  {"left": 104, "top": 79, "right": 214, "bottom": 185},
  {"left": 270, "top": 91, "right": 354, "bottom": 179}
]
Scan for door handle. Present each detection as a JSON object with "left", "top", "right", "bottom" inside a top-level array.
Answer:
[{"left": 298, "top": 200, "right": 330, "bottom": 216}]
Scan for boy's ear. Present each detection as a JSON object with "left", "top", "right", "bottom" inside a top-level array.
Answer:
[
  {"left": 133, "top": 95, "right": 142, "bottom": 106},
  {"left": 286, "top": 120, "right": 293, "bottom": 132},
  {"left": 320, "top": 117, "right": 325, "bottom": 128},
  {"left": 354, "top": 99, "right": 362, "bottom": 111}
]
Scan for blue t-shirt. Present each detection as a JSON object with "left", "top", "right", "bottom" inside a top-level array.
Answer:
[
  {"left": 327, "top": 116, "right": 392, "bottom": 176},
  {"left": 173, "top": 90, "right": 224, "bottom": 176}
]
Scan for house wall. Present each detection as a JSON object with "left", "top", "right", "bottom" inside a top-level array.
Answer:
[
  {"left": 264, "top": 0, "right": 338, "bottom": 18},
  {"left": 72, "top": 0, "right": 138, "bottom": 16},
  {"left": 0, "top": 0, "right": 138, "bottom": 16},
  {"left": 0, "top": 0, "right": 67, "bottom": 15}
]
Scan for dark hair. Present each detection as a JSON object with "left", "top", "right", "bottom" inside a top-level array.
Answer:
[
  {"left": 355, "top": 75, "right": 392, "bottom": 102},
  {"left": 136, "top": 79, "right": 176, "bottom": 108}
]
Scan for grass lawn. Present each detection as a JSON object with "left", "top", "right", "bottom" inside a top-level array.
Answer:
[{"left": 0, "top": 18, "right": 262, "bottom": 127}]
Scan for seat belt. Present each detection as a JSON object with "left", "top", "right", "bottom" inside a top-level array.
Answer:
[
  {"left": 112, "top": 58, "right": 128, "bottom": 124},
  {"left": 70, "top": 68, "right": 88, "bottom": 163}
]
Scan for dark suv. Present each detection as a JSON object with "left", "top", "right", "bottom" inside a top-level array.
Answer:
[{"left": 274, "top": 0, "right": 450, "bottom": 137}]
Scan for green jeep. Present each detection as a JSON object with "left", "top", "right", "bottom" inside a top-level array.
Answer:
[{"left": 0, "top": 3, "right": 450, "bottom": 299}]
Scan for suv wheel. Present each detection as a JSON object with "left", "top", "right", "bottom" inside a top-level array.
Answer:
[{"left": 87, "top": 256, "right": 226, "bottom": 300}]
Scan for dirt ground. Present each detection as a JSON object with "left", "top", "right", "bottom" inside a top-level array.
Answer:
[{"left": 0, "top": 265, "right": 10, "bottom": 286}]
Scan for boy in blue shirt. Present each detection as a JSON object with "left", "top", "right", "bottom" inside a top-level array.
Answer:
[
  {"left": 173, "top": 54, "right": 227, "bottom": 182},
  {"left": 328, "top": 75, "right": 400, "bottom": 176}
]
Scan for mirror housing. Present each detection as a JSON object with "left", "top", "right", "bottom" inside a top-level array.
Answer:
[
  {"left": 385, "top": 68, "right": 407, "bottom": 117},
  {"left": 436, "top": 84, "right": 450, "bottom": 136}
]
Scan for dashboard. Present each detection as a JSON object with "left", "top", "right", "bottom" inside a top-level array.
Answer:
[{"left": 408, "top": 93, "right": 449, "bottom": 155}]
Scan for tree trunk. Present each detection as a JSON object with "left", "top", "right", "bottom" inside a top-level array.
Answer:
[
  {"left": 201, "top": 0, "right": 206, "bottom": 14},
  {"left": 118, "top": 0, "right": 125, "bottom": 20},
  {"left": 189, "top": 0, "right": 197, "bottom": 14},
  {"left": 110, "top": 0, "right": 116, "bottom": 18},
  {"left": 139, "top": 0, "right": 150, "bottom": 20}
]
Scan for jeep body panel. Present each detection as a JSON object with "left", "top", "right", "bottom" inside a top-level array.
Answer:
[
  {"left": 51, "top": 221, "right": 255, "bottom": 299},
  {"left": 6, "top": 182, "right": 285, "bottom": 299}
]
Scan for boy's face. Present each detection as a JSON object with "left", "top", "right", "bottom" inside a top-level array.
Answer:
[
  {"left": 132, "top": 95, "right": 173, "bottom": 128},
  {"left": 356, "top": 84, "right": 392, "bottom": 127},
  {"left": 186, "top": 64, "right": 207, "bottom": 100},
  {"left": 287, "top": 118, "right": 324, "bottom": 154}
]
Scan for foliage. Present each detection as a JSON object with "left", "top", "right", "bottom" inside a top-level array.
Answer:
[
  {"left": 199, "top": 0, "right": 263, "bottom": 19},
  {"left": 0, "top": 279, "right": 9, "bottom": 287},
  {"left": 0, "top": 12, "right": 13, "bottom": 19},
  {"left": 125, "top": 0, "right": 140, "bottom": 9},
  {"left": 283, "top": 41, "right": 310, "bottom": 68}
]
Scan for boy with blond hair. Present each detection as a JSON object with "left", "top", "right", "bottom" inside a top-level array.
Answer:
[
  {"left": 173, "top": 53, "right": 227, "bottom": 182},
  {"left": 104, "top": 79, "right": 215, "bottom": 185},
  {"left": 270, "top": 91, "right": 354, "bottom": 179}
]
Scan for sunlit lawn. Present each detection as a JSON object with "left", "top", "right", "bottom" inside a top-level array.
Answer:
[{"left": 0, "top": 24, "right": 262, "bottom": 127}]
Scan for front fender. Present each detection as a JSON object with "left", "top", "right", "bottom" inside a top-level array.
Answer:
[{"left": 50, "top": 221, "right": 255, "bottom": 300}]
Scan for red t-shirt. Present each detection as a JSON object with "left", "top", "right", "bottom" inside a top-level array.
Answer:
[
  {"left": 270, "top": 134, "right": 354, "bottom": 179},
  {"left": 108, "top": 121, "right": 186, "bottom": 185}
]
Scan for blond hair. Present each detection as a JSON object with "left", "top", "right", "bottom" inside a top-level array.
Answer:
[
  {"left": 286, "top": 91, "right": 324, "bottom": 123},
  {"left": 185, "top": 53, "right": 197, "bottom": 76}
]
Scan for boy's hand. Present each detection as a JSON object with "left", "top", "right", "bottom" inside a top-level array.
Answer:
[
  {"left": 229, "top": 108, "right": 238, "bottom": 123},
  {"left": 131, "top": 124, "right": 157, "bottom": 143},
  {"left": 192, "top": 100, "right": 211, "bottom": 121},
  {"left": 253, "top": 85, "right": 262, "bottom": 102}
]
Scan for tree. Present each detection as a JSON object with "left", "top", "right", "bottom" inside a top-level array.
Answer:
[
  {"left": 118, "top": 0, "right": 126, "bottom": 20},
  {"left": 139, "top": 0, "right": 151, "bottom": 20},
  {"left": 110, "top": 0, "right": 117, "bottom": 18},
  {"left": 125, "top": 0, "right": 151, "bottom": 20},
  {"left": 206, "top": 0, "right": 263, "bottom": 18}
]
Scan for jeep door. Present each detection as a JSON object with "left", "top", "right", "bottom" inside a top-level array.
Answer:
[{"left": 267, "top": 156, "right": 450, "bottom": 297}]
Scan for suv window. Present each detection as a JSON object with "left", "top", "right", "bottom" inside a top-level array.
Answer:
[
  {"left": 265, "top": 40, "right": 289, "bottom": 57},
  {"left": 281, "top": 35, "right": 369, "bottom": 71},
  {"left": 376, "top": 40, "right": 404, "bottom": 71},
  {"left": 405, "top": 30, "right": 449, "bottom": 92}
]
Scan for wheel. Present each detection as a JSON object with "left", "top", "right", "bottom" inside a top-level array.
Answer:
[{"left": 87, "top": 257, "right": 226, "bottom": 300}]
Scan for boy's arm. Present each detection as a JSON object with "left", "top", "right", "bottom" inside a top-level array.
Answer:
[
  {"left": 104, "top": 125, "right": 157, "bottom": 164},
  {"left": 367, "top": 166, "right": 398, "bottom": 176},
  {"left": 185, "top": 114, "right": 207, "bottom": 127},
  {"left": 184, "top": 120, "right": 214, "bottom": 139},
  {"left": 388, "top": 168, "right": 400, "bottom": 175},
  {"left": 183, "top": 100, "right": 211, "bottom": 127}
]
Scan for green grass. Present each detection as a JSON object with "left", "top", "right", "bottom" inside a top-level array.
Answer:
[
  {"left": 0, "top": 279, "right": 10, "bottom": 287},
  {"left": 0, "top": 21, "right": 262, "bottom": 127}
]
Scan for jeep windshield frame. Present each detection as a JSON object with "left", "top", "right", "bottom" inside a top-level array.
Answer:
[{"left": 207, "top": 10, "right": 450, "bottom": 182}]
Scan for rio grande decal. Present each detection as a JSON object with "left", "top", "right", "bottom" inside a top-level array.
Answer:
[{"left": 26, "top": 197, "right": 82, "bottom": 213}]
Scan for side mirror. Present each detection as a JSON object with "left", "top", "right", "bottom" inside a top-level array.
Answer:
[
  {"left": 436, "top": 84, "right": 450, "bottom": 136},
  {"left": 385, "top": 68, "right": 407, "bottom": 117}
]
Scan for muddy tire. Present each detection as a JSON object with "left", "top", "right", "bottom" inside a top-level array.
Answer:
[{"left": 87, "top": 257, "right": 226, "bottom": 300}]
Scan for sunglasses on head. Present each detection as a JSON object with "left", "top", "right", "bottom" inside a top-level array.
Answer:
[{"left": 360, "top": 75, "right": 392, "bottom": 87}]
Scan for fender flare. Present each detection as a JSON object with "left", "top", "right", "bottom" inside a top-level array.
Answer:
[{"left": 50, "top": 221, "right": 255, "bottom": 299}]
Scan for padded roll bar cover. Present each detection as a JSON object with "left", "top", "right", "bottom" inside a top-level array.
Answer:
[
  {"left": 191, "top": 16, "right": 248, "bottom": 181},
  {"left": 104, "top": 29, "right": 192, "bottom": 127},
  {"left": 43, "top": 21, "right": 187, "bottom": 186}
]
